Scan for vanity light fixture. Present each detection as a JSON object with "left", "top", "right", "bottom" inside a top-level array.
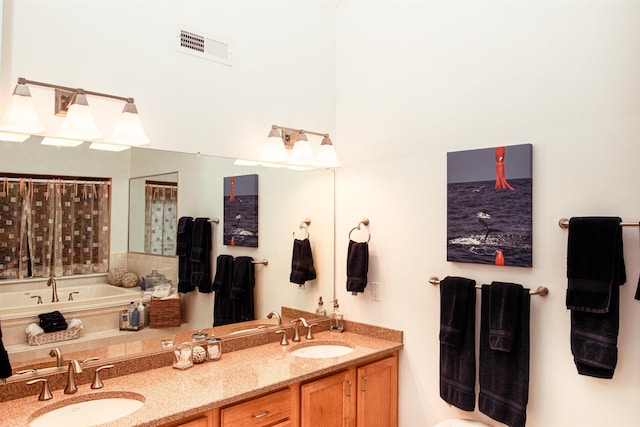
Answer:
[
  {"left": 257, "top": 124, "right": 341, "bottom": 169},
  {"left": 0, "top": 77, "right": 150, "bottom": 150}
]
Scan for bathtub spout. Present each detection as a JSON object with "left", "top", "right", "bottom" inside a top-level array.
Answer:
[
  {"left": 49, "top": 348, "right": 62, "bottom": 368},
  {"left": 47, "top": 276, "right": 59, "bottom": 303}
]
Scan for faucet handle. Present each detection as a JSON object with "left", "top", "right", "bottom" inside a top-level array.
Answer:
[
  {"left": 26, "top": 378, "right": 53, "bottom": 401},
  {"left": 305, "top": 323, "right": 315, "bottom": 340},
  {"left": 82, "top": 357, "right": 100, "bottom": 364},
  {"left": 91, "top": 364, "right": 114, "bottom": 389},
  {"left": 275, "top": 329, "right": 289, "bottom": 346}
]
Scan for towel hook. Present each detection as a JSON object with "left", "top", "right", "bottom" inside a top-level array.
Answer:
[
  {"left": 429, "top": 275, "right": 549, "bottom": 296},
  {"left": 293, "top": 218, "right": 311, "bottom": 239},
  {"left": 348, "top": 218, "right": 371, "bottom": 243}
]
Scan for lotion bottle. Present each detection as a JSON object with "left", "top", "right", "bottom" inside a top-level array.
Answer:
[
  {"left": 315, "top": 296, "right": 327, "bottom": 317},
  {"left": 329, "top": 299, "right": 344, "bottom": 333}
]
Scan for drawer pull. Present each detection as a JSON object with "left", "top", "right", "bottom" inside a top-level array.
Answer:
[
  {"left": 346, "top": 380, "right": 353, "bottom": 397},
  {"left": 361, "top": 376, "right": 368, "bottom": 392},
  {"left": 251, "top": 409, "right": 270, "bottom": 419}
]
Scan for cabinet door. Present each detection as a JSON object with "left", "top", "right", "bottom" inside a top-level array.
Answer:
[
  {"left": 301, "top": 370, "right": 354, "bottom": 427},
  {"left": 221, "top": 388, "right": 291, "bottom": 427},
  {"left": 356, "top": 356, "right": 398, "bottom": 427}
]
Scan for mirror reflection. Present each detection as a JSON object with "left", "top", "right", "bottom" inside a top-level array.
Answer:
[
  {"left": 0, "top": 138, "right": 335, "bottom": 372},
  {"left": 128, "top": 173, "right": 179, "bottom": 256}
]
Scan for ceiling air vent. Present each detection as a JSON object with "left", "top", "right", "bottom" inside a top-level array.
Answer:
[{"left": 177, "top": 29, "right": 232, "bottom": 67}]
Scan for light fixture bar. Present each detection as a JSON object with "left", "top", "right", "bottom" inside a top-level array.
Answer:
[
  {"left": 18, "top": 77, "right": 132, "bottom": 103},
  {"left": 272, "top": 125, "right": 329, "bottom": 139}
]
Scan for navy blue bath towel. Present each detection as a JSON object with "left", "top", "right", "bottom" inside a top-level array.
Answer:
[
  {"left": 177, "top": 216, "right": 194, "bottom": 293},
  {"left": 290, "top": 238, "right": 316, "bottom": 285},
  {"left": 231, "top": 256, "right": 255, "bottom": 323},
  {"left": 566, "top": 217, "right": 626, "bottom": 378},
  {"left": 479, "top": 283, "right": 530, "bottom": 427},
  {"left": 190, "top": 218, "right": 212, "bottom": 293},
  {"left": 212, "top": 255, "right": 235, "bottom": 326},
  {"left": 439, "top": 276, "right": 477, "bottom": 411}
]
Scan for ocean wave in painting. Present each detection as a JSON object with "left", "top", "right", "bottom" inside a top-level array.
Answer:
[{"left": 447, "top": 178, "right": 532, "bottom": 267}]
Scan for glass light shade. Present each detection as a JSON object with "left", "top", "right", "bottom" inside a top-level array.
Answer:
[
  {"left": 290, "top": 140, "right": 314, "bottom": 165},
  {"left": 89, "top": 142, "right": 130, "bottom": 152},
  {"left": 316, "top": 143, "right": 341, "bottom": 168},
  {"left": 260, "top": 137, "right": 289, "bottom": 163},
  {"left": 109, "top": 102, "right": 150, "bottom": 146},
  {"left": 0, "top": 83, "right": 46, "bottom": 136},
  {"left": 41, "top": 137, "right": 84, "bottom": 147},
  {"left": 57, "top": 93, "right": 102, "bottom": 141}
]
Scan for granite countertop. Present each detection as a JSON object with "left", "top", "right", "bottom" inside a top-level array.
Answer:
[{"left": 2, "top": 330, "right": 403, "bottom": 427}]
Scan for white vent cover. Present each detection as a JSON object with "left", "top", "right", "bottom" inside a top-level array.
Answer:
[{"left": 177, "top": 29, "right": 232, "bottom": 67}]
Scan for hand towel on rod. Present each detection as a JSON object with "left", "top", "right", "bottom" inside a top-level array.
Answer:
[
  {"left": 190, "top": 218, "right": 213, "bottom": 293},
  {"left": 177, "top": 216, "right": 194, "bottom": 293},
  {"left": 346, "top": 240, "right": 368, "bottom": 294},
  {"left": 212, "top": 255, "right": 235, "bottom": 326}
]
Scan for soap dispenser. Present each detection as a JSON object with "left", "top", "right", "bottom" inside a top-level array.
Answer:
[
  {"left": 315, "top": 296, "right": 327, "bottom": 317},
  {"left": 329, "top": 299, "right": 344, "bottom": 333}
]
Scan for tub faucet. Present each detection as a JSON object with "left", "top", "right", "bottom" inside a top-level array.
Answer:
[
  {"left": 47, "top": 276, "right": 59, "bottom": 303},
  {"left": 267, "top": 311, "right": 282, "bottom": 326},
  {"left": 64, "top": 360, "right": 83, "bottom": 394},
  {"left": 49, "top": 348, "right": 62, "bottom": 368}
]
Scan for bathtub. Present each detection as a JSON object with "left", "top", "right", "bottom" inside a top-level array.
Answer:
[{"left": 0, "top": 284, "right": 143, "bottom": 318}]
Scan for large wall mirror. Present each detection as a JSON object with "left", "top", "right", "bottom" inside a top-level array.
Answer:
[{"left": 0, "top": 138, "right": 335, "bottom": 368}]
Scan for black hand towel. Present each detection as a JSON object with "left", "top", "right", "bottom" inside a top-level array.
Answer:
[
  {"left": 213, "top": 255, "right": 235, "bottom": 326},
  {"left": 231, "top": 256, "right": 255, "bottom": 323},
  {"left": 290, "top": 238, "right": 317, "bottom": 285},
  {"left": 479, "top": 284, "right": 530, "bottom": 427},
  {"left": 38, "top": 310, "right": 68, "bottom": 333},
  {"left": 566, "top": 217, "right": 625, "bottom": 313},
  {"left": 571, "top": 281, "right": 619, "bottom": 378},
  {"left": 190, "top": 218, "right": 212, "bottom": 293},
  {"left": 0, "top": 321, "right": 12, "bottom": 379},
  {"left": 489, "top": 281, "right": 523, "bottom": 352},
  {"left": 346, "top": 240, "right": 368, "bottom": 294},
  {"left": 177, "top": 216, "right": 194, "bottom": 293},
  {"left": 439, "top": 276, "right": 477, "bottom": 411}
]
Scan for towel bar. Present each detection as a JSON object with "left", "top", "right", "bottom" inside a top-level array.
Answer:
[
  {"left": 208, "top": 218, "right": 220, "bottom": 224},
  {"left": 429, "top": 276, "right": 549, "bottom": 296},
  {"left": 558, "top": 217, "right": 638, "bottom": 229},
  {"left": 252, "top": 259, "right": 268, "bottom": 265}
]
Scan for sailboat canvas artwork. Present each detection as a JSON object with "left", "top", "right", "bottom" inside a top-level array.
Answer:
[
  {"left": 223, "top": 174, "right": 259, "bottom": 247},
  {"left": 446, "top": 144, "right": 533, "bottom": 267}
]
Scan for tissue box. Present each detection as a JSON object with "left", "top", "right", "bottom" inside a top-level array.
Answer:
[{"left": 149, "top": 297, "right": 181, "bottom": 328}]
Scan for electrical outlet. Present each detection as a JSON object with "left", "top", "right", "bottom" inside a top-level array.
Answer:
[{"left": 371, "top": 282, "right": 381, "bottom": 301}]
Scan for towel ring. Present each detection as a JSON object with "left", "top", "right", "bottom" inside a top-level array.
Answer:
[
  {"left": 348, "top": 218, "right": 371, "bottom": 243},
  {"left": 293, "top": 218, "right": 311, "bottom": 239}
]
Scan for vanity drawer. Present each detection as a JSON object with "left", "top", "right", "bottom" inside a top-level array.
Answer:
[{"left": 221, "top": 388, "right": 291, "bottom": 427}]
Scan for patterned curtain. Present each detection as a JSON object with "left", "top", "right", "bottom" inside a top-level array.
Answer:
[
  {"left": 0, "top": 176, "right": 110, "bottom": 280},
  {"left": 144, "top": 182, "right": 177, "bottom": 256}
]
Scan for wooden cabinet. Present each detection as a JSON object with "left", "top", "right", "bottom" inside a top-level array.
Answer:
[
  {"left": 301, "top": 354, "right": 398, "bottom": 427},
  {"left": 160, "top": 410, "right": 216, "bottom": 427},
  {"left": 300, "top": 370, "right": 354, "bottom": 427},
  {"left": 221, "top": 388, "right": 292, "bottom": 427},
  {"left": 356, "top": 355, "right": 398, "bottom": 427}
]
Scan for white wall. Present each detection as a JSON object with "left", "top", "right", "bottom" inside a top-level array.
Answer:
[
  {"left": 3, "top": 0, "right": 640, "bottom": 426},
  {"left": 336, "top": 1, "right": 640, "bottom": 426}
]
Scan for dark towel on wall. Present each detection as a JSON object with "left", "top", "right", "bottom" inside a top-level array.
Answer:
[
  {"left": 290, "top": 238, "right": 317, "bottom": 285},
  {"left": 439, "top": 276, "right": 477, "bottom": 411},
  {"left": 0, "top": 321, "right": 12, "bottom": 379},
  {"left": 231, "top": 256, "right": 255, "bottom": 323},
  {"left": 479, "top": 283, "right": 530, "bottom": 427},
  {"left": 213, "top": 255, "right": 235, "bottom": 326},
  {"left": 190, "top": 218, "right": 213, "bottom": 293},
  {"left": 566, "top": 217, "right": 625, "bottom": 378},
  {"left": 346, "top": 240, "right": 368, "bottom": 294},
  {"left": 177, "top": 216, "right": 194, "bottom": 293},
  {"left": 566, "top": 217, "right": 625, "bottom": 312}
]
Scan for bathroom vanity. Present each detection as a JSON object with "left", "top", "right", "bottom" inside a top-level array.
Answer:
[{"left": 1, "top": 325, "right": 402, "bottom": 427}]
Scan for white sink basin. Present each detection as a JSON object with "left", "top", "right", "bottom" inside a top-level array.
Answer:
[
  {"left": 29, "top": 393, "right": 144, "bottom": 427},
  {"left": 290, "top": 343, "right": 354, "bottom": 359}
]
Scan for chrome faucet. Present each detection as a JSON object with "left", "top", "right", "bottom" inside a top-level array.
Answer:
[
  {"left": 291, "top": 317, "right": 310, "bottom": 342},
  {"left": 47, "top": 276, "right": 59, "bottom": 303},
  {"left": 267, "top": 311, "right": 282, "bottom": 326},
  {"left": 64, "top": 360, "right": 83, "bottom": 394},
  {"left": 49, "top": 348, "right": 62, "bottom": 368}
]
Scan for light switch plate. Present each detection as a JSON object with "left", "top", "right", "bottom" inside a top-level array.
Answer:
[{"left": 371, "top": 281, "right": 381, "bottom": 301}]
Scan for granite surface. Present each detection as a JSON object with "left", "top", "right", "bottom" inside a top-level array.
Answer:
[{"left": 1, "top": 328, "right": 402, "bottom": 427}]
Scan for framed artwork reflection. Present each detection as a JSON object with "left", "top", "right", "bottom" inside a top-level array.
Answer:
[{"left": 223, "top": 174, "right": 258, "bottom": 247}]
